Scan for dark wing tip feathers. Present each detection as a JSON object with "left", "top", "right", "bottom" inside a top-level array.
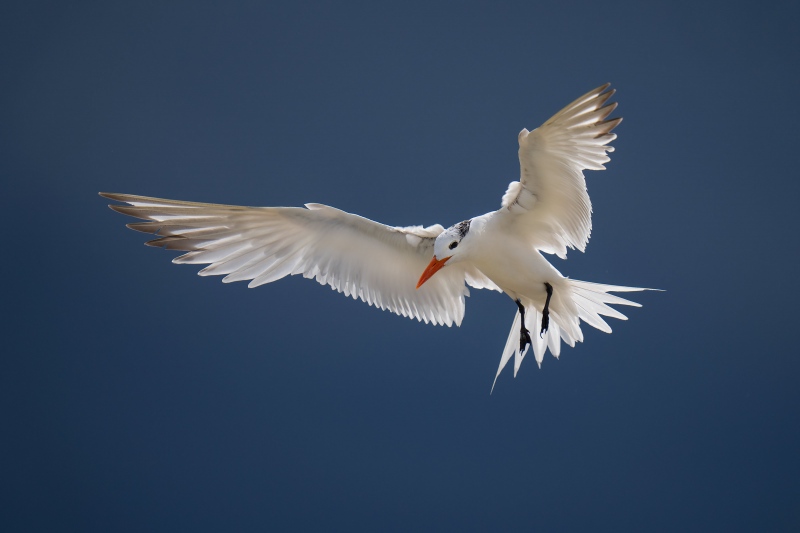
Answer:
[
  {"left": 594, "top": 88, "right": 622, "bottom": 138},
  {"left": 599, "top": 116, "right": 622, "bottom": 136},
  {"left": 100, "top": 192, "right": 123, "bottom": 213},
  {"left": 126, "top": 222, "right": 159, "bottom": 234},
  {"left": 103, "top": 192, "right": 182, "bottom": 247},
  {"left": 145, "top": 235, "right": 192, "bottom": 250},
  {"left": 102, "top": 192, "right": 143, "bottom": 219},
  {"left": 597, "top": 89, "right": 621, "bottom": 133},
  {"left": 599, "top": 101, "right": 618, "bottom": 116},
  {"left": 99, "top": 191, "right": 132, "bottom": 202},
  {"left": 108, "top": 204, "right": 144, "bottom": 219}
]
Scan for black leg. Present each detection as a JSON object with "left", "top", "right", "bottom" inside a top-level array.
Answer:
[
  {"left": 515, "top": 299, "right": 533, "bottom": 352},
  {"left": 540, "top": 282, "right": 553, "bottom": 337}
]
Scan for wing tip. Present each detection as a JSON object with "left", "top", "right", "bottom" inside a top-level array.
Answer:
[
  {"left": 100, "top": 191, "right": 135, "bottom": 203},
  {"left": 125, "top": 222, "right": 159, "bottom": 234},
  {"left": 108, "top": 204, "right": 146, "bottom": 219}
]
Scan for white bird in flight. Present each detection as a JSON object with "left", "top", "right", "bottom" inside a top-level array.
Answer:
[{"left": 102, "top": 83, "right": 654, "bottom": 390}]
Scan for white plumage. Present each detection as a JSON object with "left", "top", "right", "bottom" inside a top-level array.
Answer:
[
  {"left": 102, "top": 83, "right": 654, "bottom": 388},
  {"left": 106, "top": 198, "right": 473, "bottom": 326}
]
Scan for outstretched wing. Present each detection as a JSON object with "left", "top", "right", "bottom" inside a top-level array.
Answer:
[
  {"left": 500, "top": 83, "right": 621, "bottom": 258},
  {"left": 101, "top": 193, "right": 470, "bottom": 326}
]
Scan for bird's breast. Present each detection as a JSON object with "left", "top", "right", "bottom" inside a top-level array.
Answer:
[{"left": 468, "top": 232, "right": 563, "bottom": 299}]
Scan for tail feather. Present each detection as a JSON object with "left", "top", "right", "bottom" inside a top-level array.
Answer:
[
  {"left": 569, "top": 279, "right": 649, "bottom": 294},
  {"left": 491, "top": 311, "right": 522, "bottom": 394},
  {"left": 490, "top": 279, "right": 656, "bottom": 392},
  {"left": 546, "top": 320, "right": 561, "bottom": 358},
  {"left": 575, "top": 303, "right": 613, "bottom": 333},
  {"left": 517, "top": 307, "right": 547, "bottom": 374}
]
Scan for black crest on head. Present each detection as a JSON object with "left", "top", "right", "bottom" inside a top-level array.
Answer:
[{"left": 455, "top": 219, "right": 471, "bottom": 239}]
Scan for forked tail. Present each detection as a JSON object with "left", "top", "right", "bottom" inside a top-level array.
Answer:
[{"left": 491, "top": 279, "right": 654, "bottom": 393}]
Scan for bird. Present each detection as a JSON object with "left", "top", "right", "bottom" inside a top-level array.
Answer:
[{"left": 101, "top": 83, "right": 654, "bottom": 391}]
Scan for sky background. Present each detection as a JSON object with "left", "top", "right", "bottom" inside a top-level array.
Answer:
[{"left": 2, "top": 1, "right": 799, "bottom": 531}]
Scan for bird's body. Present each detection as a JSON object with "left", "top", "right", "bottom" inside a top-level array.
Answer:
[
  {"left": 102, "top": 83, "right": 655, "bottom": 388},
  {"left": 466, "top": 212, "right": 562, "bottom": 302}
]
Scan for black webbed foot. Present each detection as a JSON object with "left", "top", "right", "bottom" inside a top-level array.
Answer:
[
  {"left": 540, "top": 314, "right": 549, "bottom": 337},
  {"left": 515, "top": 299, "right": 533, "bottom": 352},
  {"left": 540, "top": 282, "right": 553, "bottom": 337},
  {"left": 519, "top": 324, "right": 533, "bottom": 352}
]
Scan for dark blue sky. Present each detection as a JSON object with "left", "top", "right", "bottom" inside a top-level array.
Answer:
[{"left": 3, "top": 1, "right": 799, "bottom": 531}]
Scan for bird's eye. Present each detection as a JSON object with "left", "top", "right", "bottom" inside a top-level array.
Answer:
[{"left": 449, "top": 241, "right": 458, "bottom": 250}]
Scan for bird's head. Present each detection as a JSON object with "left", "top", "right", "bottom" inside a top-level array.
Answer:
[{"left": 416, "top": 219, "right": 472, "bottom": 289}]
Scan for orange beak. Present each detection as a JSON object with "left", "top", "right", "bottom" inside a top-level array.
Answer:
[{"left": 416, "top": 255, "right": 450, "bottom": 289}]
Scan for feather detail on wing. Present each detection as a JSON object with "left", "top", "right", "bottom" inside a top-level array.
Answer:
[
  {"left": 101, "top": 193, "right": 471, "bottom": 326},
  {"left": 463, "top": 267, "right": 502, "bottom": 292},
  {"left": 501, "top": 83, "right": 621, "bottom": 258}
]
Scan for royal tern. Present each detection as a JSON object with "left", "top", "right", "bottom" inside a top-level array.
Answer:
[{"left": 101, "top": 83, "right": 654, "bottom": 389}]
